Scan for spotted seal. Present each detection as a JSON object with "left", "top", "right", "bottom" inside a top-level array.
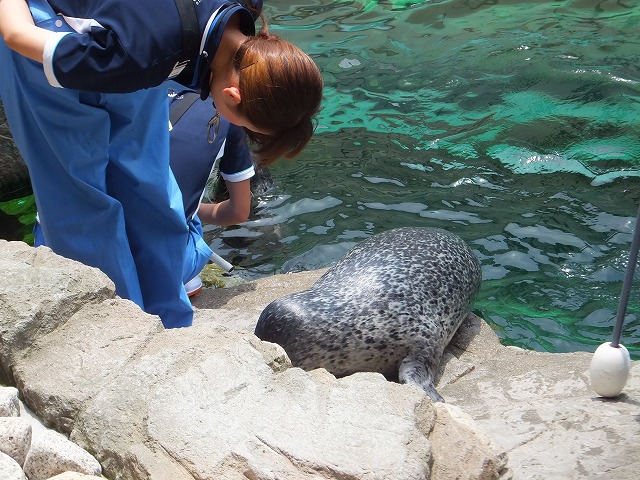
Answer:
[{"left": 254, "top": 227, "right": 482, "bottom": 402}]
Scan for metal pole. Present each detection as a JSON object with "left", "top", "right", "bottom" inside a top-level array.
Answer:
[{"left": 611, "top": 203, "right": 640, "bottom": 347}]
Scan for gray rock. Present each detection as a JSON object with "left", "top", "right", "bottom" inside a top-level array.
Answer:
[
  {"left": 13, "top": 299, "right": 163, "bottom": 434},
  {"left": 0, "top": 387, "right": 20, "bottom": 417},
  {"left": 23, "top": 430, "right": 101, "bottom": 480},
  {"left": 0, "top": 417, "right": 31, "bottom": 466},
  {"left": 430, "top": 403, "right": 510, "bottom": 480},
  {"left": 70, "top": 323, "right": 480, "bottom": 479},
  {"left": 0, "top": 451, "right": 26, "bottom": 480},
  {"left": 2, "top": 238, "right": 638, "bottom": 480},
  {"left": 46, "top": 473, "right": 102, "bottom": 480},
  {"left": 0, "top": 241, "right": 115, "bottom": 383},
  {"left": 439, "top": 315, "right": 640, "bottom": 480},
  {"left": 198, "top": 280, "right": 640, "bottom": 480},
  {"left": 0, "top": 394, "right": 101, "bottom": 480}
]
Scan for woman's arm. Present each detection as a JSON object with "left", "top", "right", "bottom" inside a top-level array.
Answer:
[
  {"left": 198, "top": 179, "right": 252, "bottom": 226},
  {"left": 0, "top": 0, "right": 53, "bottom": 62},
  {"left": 1, "top": 0, "right": 182, "bottom": 92}
]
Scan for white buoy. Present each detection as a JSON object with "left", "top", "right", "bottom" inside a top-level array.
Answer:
[
  {"left": 589, "top": 204, "right": 639, "bottom": 398},
  {"left": 590, "top": 342, "right": 631, "bottom": 397}
]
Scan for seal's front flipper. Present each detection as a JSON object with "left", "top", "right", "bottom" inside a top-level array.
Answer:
[{"left": 398, "top": 355, "right": 444, "bottom": 402}]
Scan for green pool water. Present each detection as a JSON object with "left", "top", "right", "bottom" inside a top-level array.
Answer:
[
  {"left": 2, "top": 0, "right": 639, "bottom": 358},
  {"left": 208, "top": 0, "right": 640, "bottom": 358}
]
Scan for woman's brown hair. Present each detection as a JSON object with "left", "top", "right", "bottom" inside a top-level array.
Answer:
[{"left": 234, "top": 19, "right": 323, "bottom": 167}]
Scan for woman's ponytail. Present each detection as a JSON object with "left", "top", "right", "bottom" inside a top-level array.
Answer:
[{"left": 234, "top": 27, "right": 323, "bottom": 165}]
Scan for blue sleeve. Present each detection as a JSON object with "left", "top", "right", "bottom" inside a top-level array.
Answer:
[
  {"left": 45, "top": 11, "right": 183, "bottom": 92},
  {"left": 219, "top": 124, "right": 255, "bottom": 182}
]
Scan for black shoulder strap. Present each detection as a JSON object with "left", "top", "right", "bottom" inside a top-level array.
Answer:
[
  {"left": 173, "top": 0, "right": 200, "bottom": 63},
  {"left": 170, "top": 91, "right": 200, "bottom": 126}
]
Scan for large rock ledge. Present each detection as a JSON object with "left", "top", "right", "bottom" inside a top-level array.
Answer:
[{"left": 0, "top": 240, "right": 638, "bottom": 479}]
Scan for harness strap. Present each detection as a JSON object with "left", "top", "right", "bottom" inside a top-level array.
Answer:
[
  {"left": 27, "top": 0, "right": 73, "bottom": 34},
  {"left": 170, "top": 91, "right": 201, "bottom": 126},
  {"left": 173, "top": 0, "right": 200, "bottom": 64},
  {"left": 27, "top": 0, "right": 57, "bottom": 23}
]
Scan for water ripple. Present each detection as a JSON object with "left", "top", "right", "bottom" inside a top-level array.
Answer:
[{"left": 205, "top": 0, "right": 640, "bottom": 358}]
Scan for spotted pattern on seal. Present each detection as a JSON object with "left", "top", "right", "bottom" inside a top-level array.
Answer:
[{"left": 254, "top": 227, "right": 482, "bottom": 402}]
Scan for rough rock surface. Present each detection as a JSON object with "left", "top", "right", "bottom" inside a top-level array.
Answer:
[
  {"left": 23, "top": 430, "right": 102, "bottom": 480},
  {"left": 1, "top": 239, "right": 638, "bottom": 479},
  {"left": 193, "top": 270, "right": 640, "bottom": 480},
  {"left": 0, "top": 386, "right": 103, "bottom": 480},
  {"left": 0, "top": 450, "right": 26, "bottom": 480},
  {"left": 0, "top": 416, "right": 31, "bottom": 466},
  {"left": 0, "top": 103, "right": 31, "bottom": 202}
]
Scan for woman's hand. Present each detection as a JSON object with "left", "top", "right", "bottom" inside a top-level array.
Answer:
[
  {"left": 0, "top": 0, "right": 53, "bottom": 62},
  {"left": 198, "top": 179, "right": 252, "bottom": 226}
]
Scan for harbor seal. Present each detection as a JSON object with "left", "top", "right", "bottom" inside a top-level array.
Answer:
[{"left": 254, "top": 226, "right": 482, "bottom": 402}]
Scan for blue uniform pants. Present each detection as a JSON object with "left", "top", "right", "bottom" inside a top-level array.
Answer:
[
  {"left": 0, "top": 12, "right": 194, "bottom": 327},
  {"left": 33, "top": 214, "right": 212, "bottom": 291}
]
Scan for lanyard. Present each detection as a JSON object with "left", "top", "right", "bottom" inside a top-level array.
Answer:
[{"left": 28, "top": 0, "right": 58, "bottom": 23}]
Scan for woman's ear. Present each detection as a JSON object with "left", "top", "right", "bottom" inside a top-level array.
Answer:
[{"left": 222, "top": 87, "right": 242, "bottom": 105}]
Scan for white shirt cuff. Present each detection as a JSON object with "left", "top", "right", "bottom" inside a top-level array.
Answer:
[
  {"left": 221, "top": 166, "right": 255, "bottom": 183},
  {"left": 43, "top": 32, "right": 72, "bottom": 88}
]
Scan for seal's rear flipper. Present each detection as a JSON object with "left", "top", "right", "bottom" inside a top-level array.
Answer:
[{"left": 399, "top": 355, "right": 444, "bottom": 402}]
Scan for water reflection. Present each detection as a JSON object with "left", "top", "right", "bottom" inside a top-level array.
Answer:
[
  {"left": 208, "top": 0, "right": 640, "bottom": 355},
  {"left": 207, "top": 1, "right": 640, "bottom": 356},
  {"left": 0, "top": 3, "right": 635, "bottom": 357}
]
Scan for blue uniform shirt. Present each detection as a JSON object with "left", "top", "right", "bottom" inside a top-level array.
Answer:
[
  {"left": 42, "top": 0, "right": 262, "bottom": 93},
  {"left": 168, "top": 87, "right": 254, "bottom": 220}
]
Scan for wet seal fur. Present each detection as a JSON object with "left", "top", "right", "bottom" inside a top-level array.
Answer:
[{"left": 254, "top": 227, "right": 482, "bottom": 402}]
